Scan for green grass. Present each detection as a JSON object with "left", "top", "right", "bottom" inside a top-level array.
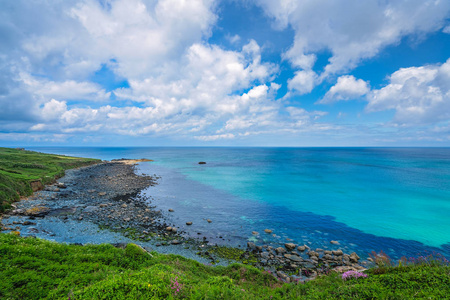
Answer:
[
  {"left": 0, "top": 233, "right": 449, "bottom": 299},
  {"left": 0, "top": 147, "right": 100, "bottom": 212}
]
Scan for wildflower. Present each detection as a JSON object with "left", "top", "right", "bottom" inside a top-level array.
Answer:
[{"left": 342, "top": 271, "right": 368, "bottom": 280}]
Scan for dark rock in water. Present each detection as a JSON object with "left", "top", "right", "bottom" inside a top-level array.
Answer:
[
  {"left": 297, "top": 245, "right": 306, "bottom": 252},
  {"left": 261, "top": 252, "right": 270, "bottom": 259},
  {"left": 350, "top": 252, "right": 360, "bottom": 263},
  {"left": 186, "top": 222, "right": 192, "bottom": 225},
  {"left": 285, "top": 243, "right": 296, "bottom": 250},
  {"left": 330, "top": 240, "right": 340, "bottom": 245},
  {"left": 332, "top": 249, "right": 344, "bottom": 256},
  {"left": 57, "top": 182, "right": 67, "bottom": 189},
  {"left": 171, "top": 240, "right": 181, "bottom": 245},
  {"left": 198, "top": 162, "right": 206, "bottom": 164},
  {"left": 276, "top": 247, "right": 286, "bottom": 254},
  {"left": 284, "top": 254, "right": 303, "bottom": 262},
  {"left": 168, "top": 208, "right": 174, "bottom": 212},
  {"left": 247, "top": 242, "right": 256, "bottom": 250},
  {"left": 22, "top": 221, "right": 36, "bottom": 226},
  {"left": 207, "top": 219, "right": 212, "bottom": 223},
  {"left": 264, "top": 229, "right": 272, "bottom": 234}
]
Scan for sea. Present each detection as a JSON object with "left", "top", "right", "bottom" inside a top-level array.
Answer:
[{"left": 27, "top": 147, "right": 450, "bottom": 260}]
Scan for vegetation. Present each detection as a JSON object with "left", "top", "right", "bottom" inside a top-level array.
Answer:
[
  {"left": 0, "top": 233, "right": 449, "bottom": 299},
  {"left": 0, "top": 147, "right": 99, "bottom": 212}
]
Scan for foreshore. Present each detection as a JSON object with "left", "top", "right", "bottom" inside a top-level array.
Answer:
[{"left": 1, "top": 160, "right": 369, "bottom": 282}]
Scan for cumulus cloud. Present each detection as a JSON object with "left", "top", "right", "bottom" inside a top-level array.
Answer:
[
  {"left": 366, "top": 58, "right": 450, "bottom": 125},
  {"left": 255, "top": 0, "right": 450, "bottom": 92},
  {"left": 318, "top": 75, "right": 369, "bottom": 104}
]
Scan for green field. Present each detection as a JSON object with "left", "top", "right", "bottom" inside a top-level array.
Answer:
[
  {"left": 0, "top": 147, "right": 100, "bottom": 212},
  {"left": 0, "top": 234, "right": 449, "bottom": 299}
]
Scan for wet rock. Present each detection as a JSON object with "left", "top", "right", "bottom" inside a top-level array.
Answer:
[
  {"left": 252, "top": 231, "right": 259, "bottom": 235},
  {"left": 98, "top": 192, "right": 107, "bottom": 196},
  {"left": 166, "top": 226, "right": 172, "bottom": 231},
  {"left": 186, "top": 222, "right": 192, "bottom": 225},
  {"left": 171, "top": 240, "right": 181, "bottom": 245},
  {"left": 123, "top": 217, "right": 131, "bottom": 222},
  {"left": 99, "top": 204, "right": 108, "bottom": 208},
  {"left": 276, "top": 247, "right": 286, "bottom": 254},
  {"left": 332, "top": 249, "right": 344, "bottom": 256},
  {"left": 247, "top": 242, "right": 256, "bottom": 250},
  {"left": 285, "top": 243, "right": 296, "bottom": 250},
  {"left": 171, "top": 227, "right": 177, "bottom": 233},
  {"left": 324, "top": 250, "right": 332, "bottom": 255},
  {"left": 198, "top": 162, "right": 206, "bottom": 164},
  {"left": 207, "top": 219, "right": 212, "bottom": 223},
  {"left": 22, "top": 221, "right": 35, "bottom": 226},
  {"left": 264, "top": 229, "right": 272, "bottom": 234},
  {"left": 307, "top": 251, "right": 319, "bottom": 258},
  {"left": 330, "top": 240, "right": 340, "bottom": 245},
  {"left": 83, "top": 206, "right": 98, "bottom": 213},
  {"left": 350, "top": 252, "right": 360, "bottom": 263},
  {"left": 168, "top": 209, "right": 174, "bottom": 212},
  {"left": 284, "top": 254, "right": 303, "bottom": 262},
  {"left": 121, "top": 204, "right": 127, "bottom": 208},
  {"left": 297, "top": 245, "right": 307, "bottom": 252},
  {"left": 57, "top": 182, "right": 67, "bottom": 189}
]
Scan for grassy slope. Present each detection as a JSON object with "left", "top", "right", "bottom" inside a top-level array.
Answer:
[
  {"left": 0, "top": 234, "right": 449, "bottom": 299},
  {"left": 0, "top": 147, "right": 100, "bottom": 212}
]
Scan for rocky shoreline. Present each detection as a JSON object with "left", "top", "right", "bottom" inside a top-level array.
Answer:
[{"left": 1, "top": 160, "right": 369, "bottom": 283}]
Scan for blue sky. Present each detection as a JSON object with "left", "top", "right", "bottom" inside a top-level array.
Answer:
[{"left": 1, "top": 0, "right": 450, "bottom": 147}]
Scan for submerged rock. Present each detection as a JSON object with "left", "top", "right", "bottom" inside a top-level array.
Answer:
[{"left": 264, "top": 229, "right": 272, "bottom": 234}]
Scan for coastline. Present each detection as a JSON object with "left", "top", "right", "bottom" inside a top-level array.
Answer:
[{"left": 2, "top": 159, "right": 369, "bottom": 282}]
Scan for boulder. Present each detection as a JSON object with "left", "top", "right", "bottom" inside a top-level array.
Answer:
[
  {"left": 330, "top": 240, "right": 340, "bottom": 245},
  {"left": 207, "top": 219, "right": 212, "bottom": 223},
  {"left": 98, "top": 192, "right": 106, "bottom": 196},
  {"left": 168, "top": 209, "right": 174, "bottom": 212},
  {"left": 275, "top": 247, "right": 286, "bottom": 254},
  {"left": 252, "top": 231, "right": 259, "bottom": 235},
  {"left": 307, "top": 251, "right": 319, "bottom": 258},
  {"left": 186, "top": 222, "right": 193, "bottom": 225},
  {"left": 171, "top": 227, "right": 177, "bottom": 233},
  {"left": 247, "top": 242, "right": 256, "bottom": 250},
  {"left": 332, "top": 249, "right": 344, "bottom": 256},
  {"left": 284, "top": 243, "right": 296, "bottom": 250},
  {"left": 297, "top": 245, "right": 307, "bottom": 252},
  {"left": 350, "top": 252, "right": 360, "bottom": 263},
  {"left": 121, "top": 204, "right": 127, "bottom": 208},
  {"left": 284, "top": 254, "right": 303, "bottom": 262},
  {"left": 166, "top": 227, "right": 173, "bottom": 231},
  {"left": 171, "top": 240, "right": 181, "bottom": 245},
  {"left": 264, "top": 229, "right": 272, "bottom": 234},
  {"left": 198, "top": 162, "right": 206, "bottom": 164}
]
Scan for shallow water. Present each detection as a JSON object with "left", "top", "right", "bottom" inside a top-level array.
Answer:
[{"left": 27, "top": 147, "right": 450, "bottom": 259}]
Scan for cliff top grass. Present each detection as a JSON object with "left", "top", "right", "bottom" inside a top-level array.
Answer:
[
  {"left": 1, "top": 233, "right": 449, "bottom": 299},
  {"left": 0, "top": 147, "right": 100, "bottom": 212}
]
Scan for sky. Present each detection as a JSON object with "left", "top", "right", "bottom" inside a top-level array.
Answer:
[{"left": 1, "top": 0, "right": 450, "bottom": 147}]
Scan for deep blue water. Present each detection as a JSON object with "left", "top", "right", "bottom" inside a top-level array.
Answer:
[{"left": 28, "top": 147, "right": 450, "bottom": 259}]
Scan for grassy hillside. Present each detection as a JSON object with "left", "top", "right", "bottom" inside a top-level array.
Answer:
[
  {"left": 0, "top": 233, "right": 449, "bottom": 299},
  {"left": 0, "top": 147, "right": 100, "bottom": 212}
]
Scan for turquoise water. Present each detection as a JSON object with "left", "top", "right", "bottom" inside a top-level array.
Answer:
[{"left": 29, "top": 147, "right": 450, "bottom": 258}]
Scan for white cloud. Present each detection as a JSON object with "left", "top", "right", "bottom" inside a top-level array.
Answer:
[
  {"left": 443, "top": 25, "right": 450, "bottom": 34},
  {"left": 366, "top": 58, "right": 450, "bottom": 124},
  {"left": 287, "top": 70, "right": 318, "bottom": 94},
  {"left": 319, "top": 75, "right": 369, "bottom": 104},
  {"left": 255, "top": 0, "right": 450, "bottom": 92}
]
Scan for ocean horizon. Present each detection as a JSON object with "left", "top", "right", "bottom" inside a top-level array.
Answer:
[{"left": 26, "top": 146, "right": 450, "bottom": 259}]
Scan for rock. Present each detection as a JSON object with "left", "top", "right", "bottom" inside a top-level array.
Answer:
[
  {"left": 285, "top": 243, "right": 296, "bottom": 250},
  {"left": 350, "top": 252, "right": 360, "bottom": 263},
  {"left": 252, "top": 231, "right": 259, "bottom": 235},
  {"left": 315, "top": 248, "right": 324, "bottom": 252},
  {"left": 330, "top": 240, "right": 340, "bottom": 245},
  {"left": 275, "top": 247, "right": 286, "bottom": 254},
  {"left": 78, "top": 216, "right": 83, "bottom": 220},
  {"left": 99, "top": 204, "right": 108, "bottom": 208},
  {"left": 324, "top": 250, "right": 332, "bottom": 255},
  {"left": 123, "top": 217, "right": 131, "bottom": 222},
  {"left": 143, "top": 231, "right": 149, "bottom": 234},
  {"left": 186, "top": 222, "right": 193, "bottom": 225},
  {"left": 198, "top": 162, "right": 206, "bottom": 164},
  {"left": 207, "top": 219, "right": 212, "bottom": 223},
  {"left": 171, "top": 227, "right": 177, "bottom": 233},
  {"left": 121, "top": 204, "right": 127, "bottom": 208},
  {"left": 171, "top": 240, "right": 181, "bottom": 245},
  {"left": 57, "top": 182, "right": 67, "bottom": 189},
  {"left": 256, "top": 246, "right": 262, "bottom": 251},
  {"left": 264, "top": 229, "right": 272, "bottom": 234},
  {"left": 247, "top": 242, "right": 256, "bottom": 250},
  {"left": 297, "top": 245, "right": 307, "bottom": 252},
  {"left": 22, "top": 221, "right": 36, "bottom": 226},
  {"left": 284, "top": 254, "right": 303, "bottom": 262},
  {"left": 166, "top": 227, "right": 172, "bottom": 231},
  {"left": 307, "top": 251, "right": 319, "bottom": 258},
  {"left": 83, "top": 206, "right": 98, "bottom": 213},
  {"left": 168, "top": 209, "right": 174, "bottom": 212},
  {"left": 260, "top": 252, "right": 270, "bottom": 259},
  {"left": 332, "top": 249, "right": 344, "bottom": 256},
  {"left": 98, "top": 192, "right": 107, "bottom": 196},
  {"left": 323, "top": 254, "right": 333, "bottom": 261}
]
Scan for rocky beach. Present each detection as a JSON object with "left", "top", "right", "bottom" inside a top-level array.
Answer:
[{"left": 1, "top": 159, "right": 370, "bottom": 283}]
